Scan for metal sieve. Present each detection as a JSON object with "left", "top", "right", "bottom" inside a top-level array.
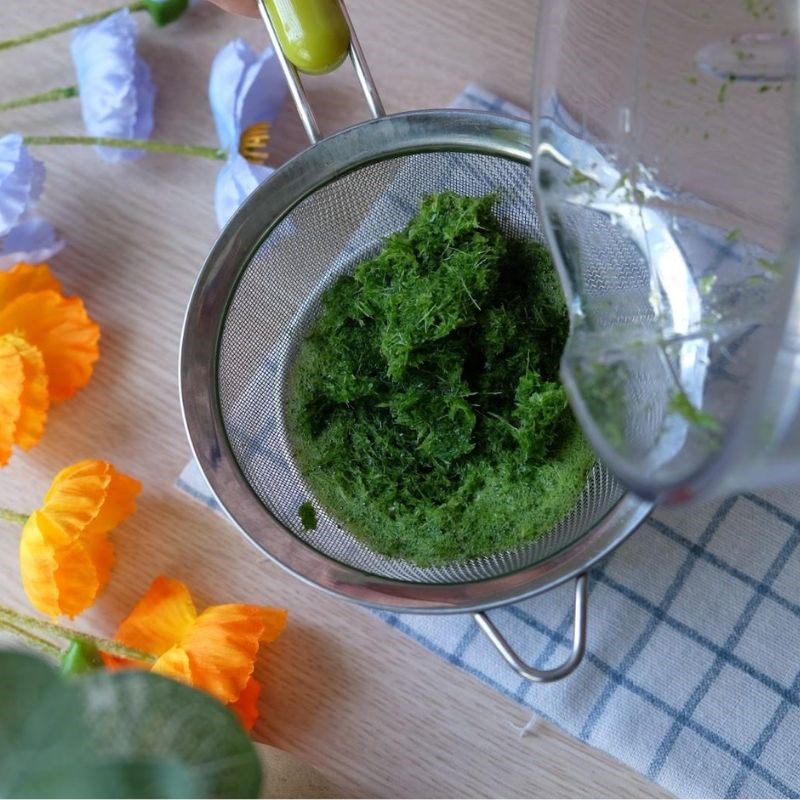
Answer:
[{"left": 180, "top": 0, "right": 652, "bottom": 682}]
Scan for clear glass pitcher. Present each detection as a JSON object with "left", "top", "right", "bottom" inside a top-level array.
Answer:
[{"left": 531, "top": 0, "right": 799, "bottom": 503}]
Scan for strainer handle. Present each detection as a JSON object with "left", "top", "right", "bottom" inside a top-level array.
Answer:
[
  {"left": 473, "top": 573, "right": 588, "bottom": 683},
  {"left": 257, "top": 0, "right": 385, "bottom": 144}
]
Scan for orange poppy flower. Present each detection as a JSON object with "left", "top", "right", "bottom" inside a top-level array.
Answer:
[
  {"left": 0, "top": 262, "right": 99, "bottom": 403},
  {"left": 0, "top": 332, "right": 49, "bottom": 466},
  {"left": 0, "top": 262, "right": 61, "bottom": 303},
  {"left": 19, "top": 460, "right": 142, "bottom": 618},
  {"left": 110, "top": 576, "right": 287, "bottom": 730}
]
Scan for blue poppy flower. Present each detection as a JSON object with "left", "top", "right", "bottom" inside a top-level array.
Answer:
[
  {"left": 71, "top": 9, "right": 156, "bottom": 164},
  {"left": 209, "top": 39, "right": 288, "bottom": 228},
  {"left": 0, "top": 134, "right": 63, "bottom": 270}
]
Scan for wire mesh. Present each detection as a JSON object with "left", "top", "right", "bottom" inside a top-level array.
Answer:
[{"left": 218, "top": 149, "right": 626, "bottom": 583}]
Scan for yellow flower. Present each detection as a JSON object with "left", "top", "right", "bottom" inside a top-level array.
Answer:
[
  {"left": 0, "top": 262, "right": 99, "bottom": 403},
  {"left": 19, "top": 460, "right": 141, "bottom": 618},
  {"left": 110, "top": 576, "right": 287, "bottom": 730},
  {"left": 0, "top": 332, "right": 48, "bottom": 466}
]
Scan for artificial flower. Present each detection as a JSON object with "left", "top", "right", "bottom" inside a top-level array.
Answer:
[
  {"left": 0, "top": 262, "right": 100, "bottom": 403},
  {"left": 71, "top": 9, "right": 156, "bottom": 164},
  {"left": 0, "top": 134, "right": 64, "bottom": 269},
  {"left": 209, "top": 39, "right": 288, "bottom": 228},
  {"left": 19, "top": 459, "right": 142, "bottom": 618},
  {"left": 0, "top": 333, "right": 48, "bottom": 466},
  {"left": 110, "top": 575, "right": 287, "bottom": 730}
]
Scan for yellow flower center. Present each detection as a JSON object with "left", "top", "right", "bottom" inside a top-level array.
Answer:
[{"left": 238, "top": 122, "right": 271, "bottom": 165}]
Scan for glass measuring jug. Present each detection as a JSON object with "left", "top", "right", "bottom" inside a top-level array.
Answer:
[{"left": 532, "top": 0, "right": 799, "bottom": 502}]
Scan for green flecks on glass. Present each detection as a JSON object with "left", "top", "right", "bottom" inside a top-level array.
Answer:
[
  {"left": 725, "top": 228, "right": 741, "bottom": 243},
  {"left": 758, "top": 84, "right": 772, "bottom": 93},
  {"left": 564, "top": 168, "right": 598, "bottom": 188},
  {"left": 608, "top": 169, "right": 647, "bottom": 205},
  {"left": 298, "top": 501, "right": 317, "bottom": 530},
  {"left": 698, "top": 274, "right": 718, "bottom": 295},
  {"left": 718, "top": 77, "right": 735, "bottom": 105},
  {"left": 669, "top": 391, "right": 722, "bottom": 433},
  {"left": 686, "top": 75, "right": 699, "bottom": 86},
  {"left": 757, "top": 257, "right": 784, "bottom": 275},
  {"left": 742, "top": 0, "right": 774, "bottom": 19},
  {"left": 703, "top": 131, "right": 710, "bottom": 141}
]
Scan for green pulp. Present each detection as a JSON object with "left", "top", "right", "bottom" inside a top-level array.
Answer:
[{"left": 287, "top": 191, "right": 594, "bottom": 566}]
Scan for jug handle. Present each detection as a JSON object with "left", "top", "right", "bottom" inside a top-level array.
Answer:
[
  {"left": 473, "top": 573, "right": 588, "bottom": 683},
  {"left": 258, "top": 0, "right": 384, "bottom": 144}
]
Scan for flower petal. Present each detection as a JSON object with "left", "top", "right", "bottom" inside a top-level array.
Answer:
[
  {"left": 0, "top": 219, "right": 65, "bottom": 271},
  {"left": 0, "top": 262, "right": 60, "bottom": 307},
  {"left": 209, "top": 39, "right": 254, "bottom": 151},
  {"left": 236, "top": 46, "right": 287, "bottom": 134},
  {"left": 42, "top": 460, "right": 112, "bottom": 535},
  {"left": 209, "top": 39, "right": 286, "bottom": 151},
  {"left": 19, "top": 510, "right": 73, "bottom": 617},
  {"left": 182, "top": 604, "right": 287, "bottom": 703},
  {"left": 152, "top": 644, "right": 193, "bottom": 684},
  {"left": 0, "top": 335, "right": 24, "bottom": 466},
  {"left": 115, "top": 576, "right": 198, "bottom": 657},
  {"left": 229, "top": 676, "right": 261, "bottom": 731},
  {"left": 20, "top": 460, "right": 139, "bottom": 617},
  {"left": 71, "top": 9, "right": 156, "bottom": 163},
  {"left": 214, "top": 155, "right": 273, "bottom": 229},
  {"left": 0, "top": 134, "right": 44, "bottom": 236},
  {"left": 43, "top": 460, "right": 140, "bottom": 537},
  {"left": 9, "top": 334, "right": 48, "bottom": 450},
  {"left": 0, "top": 333, "right": 48, "bottom": 465},
  {"left": 84, "top": 468, "right": 141, "bottom": 535},
  {"left": 0, "top": 289, "right": 100, "bottom": 403},
  {"left": 51, "top": 533, "right": 111, "bottom": 619}
]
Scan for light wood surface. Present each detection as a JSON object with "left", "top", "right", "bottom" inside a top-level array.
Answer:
[{"left": 0, "top": 2, "right": 668, "bottom": 797}]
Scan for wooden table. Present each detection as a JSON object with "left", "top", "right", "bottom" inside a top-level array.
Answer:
[{"left": 0, "top": 2, "right": 667, "bottom": 796}]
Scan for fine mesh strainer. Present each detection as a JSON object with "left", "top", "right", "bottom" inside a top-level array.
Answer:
[{"left": 180, "top": 0, "right": 652, "bottom": 682}]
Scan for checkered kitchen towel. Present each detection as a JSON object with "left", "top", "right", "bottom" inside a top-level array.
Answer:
[{"left": 179, "top": 86, "right": 800, "bottom": 798}]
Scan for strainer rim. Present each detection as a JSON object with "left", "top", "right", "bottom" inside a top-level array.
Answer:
[{"left": 180, "top": 109, "right": 653, "bottom": 613}]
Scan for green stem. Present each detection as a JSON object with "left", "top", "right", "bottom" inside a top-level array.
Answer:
[
  {"left": 0, "top": 86, "right": 79, "bottom": 113},
  {"left": 0, "top": 507, "right": 28, "bottom": 525},
  {"left": 0, "top": 618, "right": 62, "bottom": 660},
  {"left": 0, "top": 2, "right": 148, "bottom": 52},
  {"left": 24, "top": 135, "right": 227, "bottom": 162},
  {"left": 0, "top": 606, "right": 156, "bottom": 663}
]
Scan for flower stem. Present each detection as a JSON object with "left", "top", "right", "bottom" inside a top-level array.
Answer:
[
  {"left": 0, "top": 507, "right": 28, "bottom": 525},
  {"left": 0, "top": 606, "right": 156, "bottom": 663},
  {"left": 24, "top": 135, "right": 227, "bottom": 162},
  {"left": 0, "top": 618, "right": 62, "bottom": 659},
  {"left": 0, "top": 86, "right": 79, "bottom": 113},
  {"left": 0, "top": 2, "right": 148, "bottom": 52}
]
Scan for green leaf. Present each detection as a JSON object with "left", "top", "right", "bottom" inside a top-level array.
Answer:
[
  {"left": 0, "top": 650, "right": 261, "bottom": 799},
  {"left": 77, "top": 670, "right": 262, "bottom": 798},
  {"left": 0, "top": 652, "right": 92, "bottom": 797},
  {"left": 19, "top": 759, "right": 197, "bottom": 799}
]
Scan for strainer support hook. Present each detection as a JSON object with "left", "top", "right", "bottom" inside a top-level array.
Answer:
[{"left": 473, "top": 573, "right": 588, "bottom": 683}]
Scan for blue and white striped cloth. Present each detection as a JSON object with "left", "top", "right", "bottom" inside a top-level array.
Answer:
[{"left": 179, "top": 86, "right": 800, "bottom": 799}]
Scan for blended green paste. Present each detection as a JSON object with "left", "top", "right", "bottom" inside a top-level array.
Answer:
[
  {"left": 298, "top": 500, "right": 317, "bottom": 531},
  {"left": 287, "top": 191, "right": 594, "bottom": 566}
]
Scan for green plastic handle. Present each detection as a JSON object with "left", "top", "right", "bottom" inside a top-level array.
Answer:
[{"left": 262, "top": 0, "right": 351, "bottom": 75}]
